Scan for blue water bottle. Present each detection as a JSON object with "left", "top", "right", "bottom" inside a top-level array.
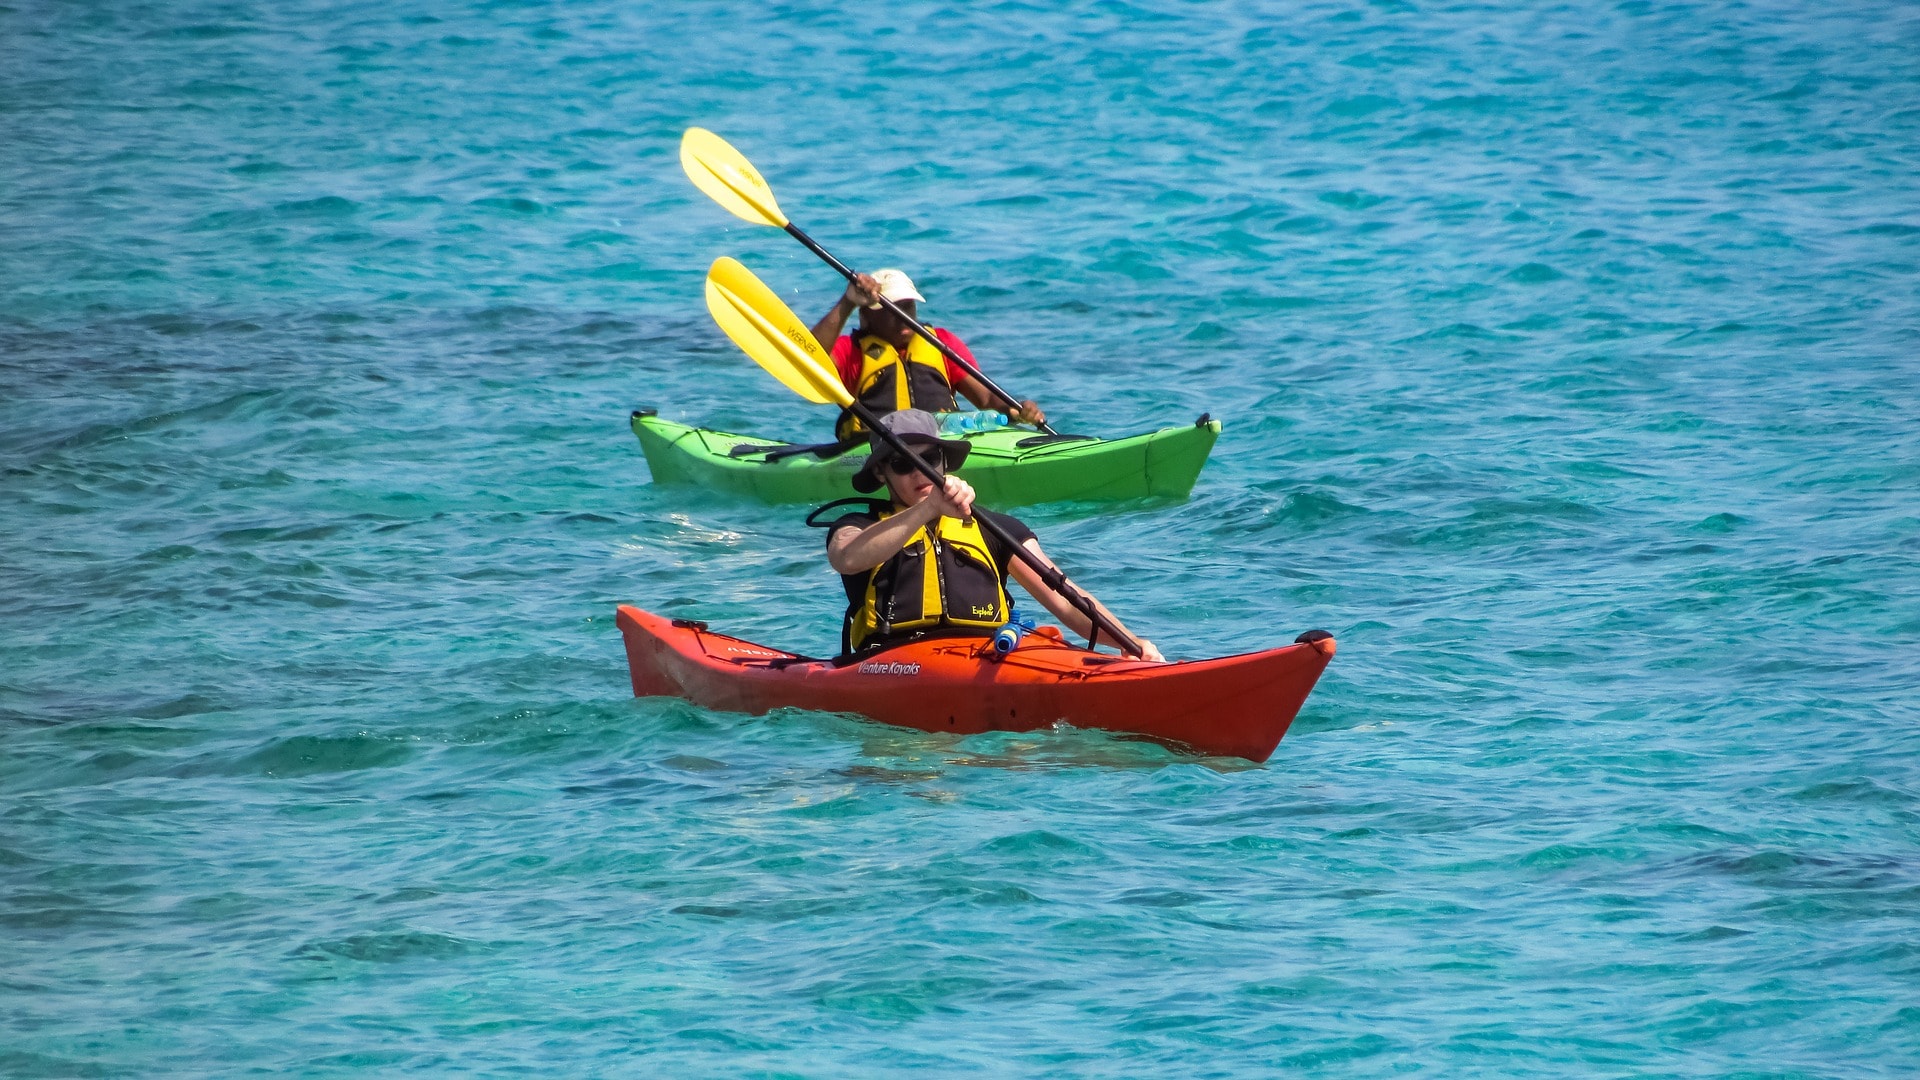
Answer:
[
  {"left": 991, "top": 609, "right": 1036, "bottom": 656},
  {"left": 939, "top": 410, "right": 1012, "bottom": 436}
]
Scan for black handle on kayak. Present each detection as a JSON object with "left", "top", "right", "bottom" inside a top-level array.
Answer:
[
  {"left": 784, "top": 222, "right": 1061, "bottom": 436},
  {"left": 849, "top": 401, "right": 1140, "bottom": 656}
]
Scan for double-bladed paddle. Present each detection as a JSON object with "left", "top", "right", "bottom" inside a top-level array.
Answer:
[
  {"left": 681, "top": 127, "right": 1060, "bottom": 436},
  {"left": 704, "top": 256, "right": 1144, "bottom": 658}
]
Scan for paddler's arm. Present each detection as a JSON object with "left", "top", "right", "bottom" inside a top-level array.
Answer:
[
  {"left": 810, "top": 273, "right": 881, "bottom": 354},
  {"left": 955, "top": 373, "right": 1046, "bottom": 426},
  {"left": 940, "top": 326, "right": 1043, "bottom": 425},
  {"left": 827, "top": 476, "right": 976, "bottom": 575},
  {"left": 1008, "top": 541, "right": 1163, "bottom": 662}
]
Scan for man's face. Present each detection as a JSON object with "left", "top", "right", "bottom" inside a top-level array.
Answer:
[{"left": 865, "top": 299, "right": 917, "bottom": 347}]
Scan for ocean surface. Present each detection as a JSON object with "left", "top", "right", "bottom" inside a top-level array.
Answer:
[{"left": 5, "top": 0, "right": 1918, "bottom": 1074}]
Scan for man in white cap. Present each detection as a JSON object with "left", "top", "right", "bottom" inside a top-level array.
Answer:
[{"left": 810, "top": 269, "right": 1046, "bottom": 442}]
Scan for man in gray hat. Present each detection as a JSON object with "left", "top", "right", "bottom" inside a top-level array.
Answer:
[
  {"left": 821, "top": 409, "right": 1160, "bottom": 660},
  {"left": 810, "top": 270, "right": 1046, "bottom": 441}
]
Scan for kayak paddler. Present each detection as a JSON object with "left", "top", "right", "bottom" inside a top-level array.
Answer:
[
  {"left": 819, "top": 409, "right": 1163, "bottom": 662},
  {"left": 809, "top": 269, "right": 1047, "bottom": 441}
]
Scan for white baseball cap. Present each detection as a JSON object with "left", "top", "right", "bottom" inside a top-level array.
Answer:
[{"left": 866, "top": 267, "right": 925, "bottom": 308}]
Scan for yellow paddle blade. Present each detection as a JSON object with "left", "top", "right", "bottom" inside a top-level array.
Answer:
[
  {"left": 681, "top": 128, "right": 788, "bottom": 228},
  {"left": 704, "top": 257, "right": 852, "bottom": 407}
]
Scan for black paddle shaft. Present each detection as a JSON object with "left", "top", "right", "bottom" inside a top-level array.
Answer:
[
  {"left": 784, "top": 222, "right": 1061, "bottom": 436},
  {"left": 849, "top": 401, "right": 1141, "bottom": 656}
]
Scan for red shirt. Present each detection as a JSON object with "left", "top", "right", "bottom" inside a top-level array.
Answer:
[{"left": 831, "top": 327, "right": 977, "bottom": 393}]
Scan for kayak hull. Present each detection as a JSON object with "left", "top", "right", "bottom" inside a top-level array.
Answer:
[
  {"left": 616, "top": 605, "right": 1334, "bottom": 762},
  {"left": 632, "top": 411, "right": 1221, "bottom": 506}
]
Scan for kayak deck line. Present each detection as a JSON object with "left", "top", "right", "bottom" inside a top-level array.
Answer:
[{"left": 617, "top": 604, "right": 1334, "bottom": 762}]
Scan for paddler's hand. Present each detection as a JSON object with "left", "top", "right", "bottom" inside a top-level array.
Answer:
[
  {"left": 1010, "top": 399, "right": 1046, "bottom": 426},
  {"left": 928, "top": 475, "right": 975, "bottom": 522},
  {"left": 844, "top": 273, "right": 882, "bottom": 309},
  {"left": 1130, "top": 639, "right": 1166, "bottom": 663}
]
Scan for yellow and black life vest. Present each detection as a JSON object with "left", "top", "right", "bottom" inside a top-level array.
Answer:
[
  {"left": 834, "top": 331, "right": 959, "bottom": 440},
  {"left": 842, "top": 507, "right": 1010, "bottom": 653}
]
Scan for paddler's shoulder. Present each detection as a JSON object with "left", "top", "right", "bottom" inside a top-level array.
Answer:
[{"left": 976, "top": 507, "right": 1035, "bottom": 542}]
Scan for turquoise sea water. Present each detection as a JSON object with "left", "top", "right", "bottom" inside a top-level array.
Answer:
[{"left": 5, "top": 0, "right": 1919, "bottom": 1073}]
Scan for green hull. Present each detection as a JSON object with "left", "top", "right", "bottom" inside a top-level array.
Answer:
[{"left": 632, "top": 411, "right": 1221, "bottom": 507}]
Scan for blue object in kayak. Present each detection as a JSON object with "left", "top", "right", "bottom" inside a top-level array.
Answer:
[
  {"left": 938, "top": 410, "right": 1011, "bottom": 435},
  {"left": 991, "top": 609, "right": 1038, "bottom": 656}
]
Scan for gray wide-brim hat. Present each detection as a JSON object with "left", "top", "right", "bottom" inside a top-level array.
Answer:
[{"left": 850, "top": 409, "right": 972, "bottom": 494}]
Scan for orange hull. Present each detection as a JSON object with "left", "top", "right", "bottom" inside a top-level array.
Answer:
[{"left": 615, "top": 605, "right": 1334, "bottom": 762}]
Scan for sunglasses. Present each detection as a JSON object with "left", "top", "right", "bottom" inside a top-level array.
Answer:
[{"left": 881, "top": 450, "right": 943, "bottom": 477}]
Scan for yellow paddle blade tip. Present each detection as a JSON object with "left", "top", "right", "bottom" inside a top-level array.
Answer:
[
  {"left": 704, "top": 257, "right": 852, "bottom": 408},
  {"left": 680, "top": 128, "right": 788, "bottom": 228}
]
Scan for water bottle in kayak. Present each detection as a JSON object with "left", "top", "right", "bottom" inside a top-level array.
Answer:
[
  {"left": 938, "top": 410, "right": 1010, "bottom": 436},
  {"left": 991, "top": 609, "right": 1037, "bottom": 656}
]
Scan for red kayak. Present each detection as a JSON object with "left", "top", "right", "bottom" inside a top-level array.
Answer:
[{"left": 615, "top": 605, "right": 1335, "bottom": 762}]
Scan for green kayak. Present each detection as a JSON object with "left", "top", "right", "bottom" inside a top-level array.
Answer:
[{"left": 631, "top": 410, "right": 1221, "bottom": 506}]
